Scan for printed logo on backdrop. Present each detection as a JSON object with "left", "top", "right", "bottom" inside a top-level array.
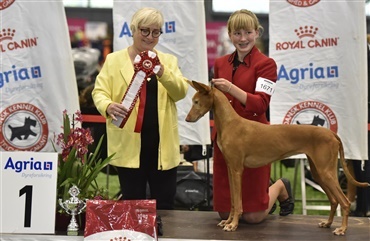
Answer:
[
  {"left": 0, "top": 0, "right": 16, "bottom": 10},
  {"left": 118, "top": 20, "right": 176, "bottom": 44},
  {"left": 0, "top": 103, "right": 48, "bottom": 151},
  {"left": 165, "top": 21, "right": 175, "bottom": 33},
  {"left": 0, "top": 28, "right": 39, "bottom": 53},
  {"left": 0, "top": 29, "right": 42, "bottom": 91},
  {"left": 275, "top": 26, "right": 340, "bottom": 89},
  {"left": 287, "top": 0, "right": 320, "bottom": 7},
  {"left": 1, "top": 64, "right": 42, "bottom": 91},
  {"left": 275, "top": 26, "right": 339, "bottom": 51},
  {"left": 283, "top": 101, "right": 338, "bottom": 132}
]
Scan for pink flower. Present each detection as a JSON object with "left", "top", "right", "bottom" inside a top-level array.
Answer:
[{"left": 55, "top": 110, "right": 94, "bottom": 163}]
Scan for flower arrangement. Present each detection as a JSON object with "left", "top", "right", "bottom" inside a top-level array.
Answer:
[{"left": 53, "top": 110, "right": 114, "bottom": 211}]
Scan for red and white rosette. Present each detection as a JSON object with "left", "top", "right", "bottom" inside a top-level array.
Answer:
[{"left": 112, "top": 50, "right": 161, "bottom": 132}]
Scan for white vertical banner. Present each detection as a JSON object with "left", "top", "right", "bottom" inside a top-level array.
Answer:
[
  {"left": 0, "top": 1, "right": 80, "bottom": 152},
  {"left": 269, "top": 0, "right": 367, "bottom": 160},
  {"left": 113, "top": 0, "right": 211, "bottom": 145}
]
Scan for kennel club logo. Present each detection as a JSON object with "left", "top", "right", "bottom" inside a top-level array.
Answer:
[
  {"left": 283, "top": 101, "right": 338, "bottom": 133},
  {"left": 0, "top": 103, "right": 48, "bottom": 151},
  {"left": 0, "top": 0, "right": 16, "bottom": 10},
  {"left": 287, "top": 0, "right": 320, "bottom": 7},
  {"left": 275, "top": 26, "right": 339, "bottom": 51}
]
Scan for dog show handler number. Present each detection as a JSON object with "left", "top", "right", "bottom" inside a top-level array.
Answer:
[
  {"left": 255, "top": 77, "right": 276, "bottom": 96},
  {"left": 0, "top": 151, "right": 58, "bottom": 234}
]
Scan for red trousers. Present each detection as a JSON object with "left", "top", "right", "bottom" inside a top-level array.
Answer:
[{"left": 213, "top": 142, "right": 271, "bottom": 212}]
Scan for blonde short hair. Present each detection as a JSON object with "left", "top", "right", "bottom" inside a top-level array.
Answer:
[
  {"left": 130, "top": 7, "right": 164, "bottom": 34},
  {"left": 227, "top": 9, "right": 263, "bottom": 37}
]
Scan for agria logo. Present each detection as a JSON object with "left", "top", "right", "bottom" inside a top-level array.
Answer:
[
  {"left": 275, "top": 25, "right": 339, "bottom": 51},
  {"left": 4, "top": 156, "right": 53, "bottom": 173},
  {"left": 118, "top": 21, "right": 176, "bottom": 38},
  {"left": 165, "top": 21, "right": 175, "bottom": 33}
]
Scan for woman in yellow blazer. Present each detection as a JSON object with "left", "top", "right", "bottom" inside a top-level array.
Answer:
[{"left": 92, "top": 7, "right": 188, "bottom": 209}]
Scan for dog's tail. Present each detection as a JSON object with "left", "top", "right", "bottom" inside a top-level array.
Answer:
[{"left": 336, "top": 134, "right": 370, "bottom": 188}]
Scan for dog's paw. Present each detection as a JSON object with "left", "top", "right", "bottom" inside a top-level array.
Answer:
[
  {"left": 332, "top": 227, "right": 346, "bottom": 236},
  {"left": 318, "top": 221, "right": 331, "bottom": 228},
  {"left": 217, "top": 220, "right": 227, "bottom": 227},
  {"left": 222, "top": 223, "right": 238, "bottom": 232}
]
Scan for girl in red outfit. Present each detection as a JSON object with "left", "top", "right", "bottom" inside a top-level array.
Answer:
[{"left": 211, "top": 9, "right": 294, "bottom": 224}]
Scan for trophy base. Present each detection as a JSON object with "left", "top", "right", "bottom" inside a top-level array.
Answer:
[{"left": 67, "top": 230, "right": 79, "bottom": 236}]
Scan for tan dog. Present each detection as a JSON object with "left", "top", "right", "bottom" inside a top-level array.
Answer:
[{"left": 185, "top": 80, "right": 369, "bottom": 235}]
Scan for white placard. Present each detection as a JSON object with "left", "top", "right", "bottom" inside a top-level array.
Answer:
[
  {"left": 255, "top": 77, "right": 276, "bottom": 96},
  {"left": 0, "top": 151, "right": 58, "bottom": 234}
]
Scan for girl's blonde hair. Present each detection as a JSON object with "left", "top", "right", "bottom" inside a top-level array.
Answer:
[
  {"left": 130, "top": 7, "right": 164, "bottom": 34},
  {"left": 227, "top": 9, "right": 264, "bottom": 37}
]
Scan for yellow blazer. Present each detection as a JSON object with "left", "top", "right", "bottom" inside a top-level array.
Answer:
[{"left": 92, "top": 48, "right": 188, "bottom": 170}]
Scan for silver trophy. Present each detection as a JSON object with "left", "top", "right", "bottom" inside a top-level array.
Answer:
[{"left": 58, "top": 185, "right": 87, "bottom": 235}]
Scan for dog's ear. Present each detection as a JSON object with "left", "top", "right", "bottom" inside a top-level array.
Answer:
[{"left": 192, "top": 80, "right": 211, "bottom": 94}]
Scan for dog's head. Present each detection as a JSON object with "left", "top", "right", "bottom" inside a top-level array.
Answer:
[{"left": 185, "top": 80, "right": 214, "bottom": 122}]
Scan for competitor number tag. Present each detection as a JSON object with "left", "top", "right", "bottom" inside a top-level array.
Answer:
[{"left": 255, "top": 77, "right": 276, "bottom": 96}]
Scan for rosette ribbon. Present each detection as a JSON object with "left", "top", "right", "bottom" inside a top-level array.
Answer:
[{"left": 112, "top": 50, "right": 161, "bottom": 132}]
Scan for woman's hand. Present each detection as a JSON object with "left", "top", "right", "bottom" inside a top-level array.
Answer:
[
  {"left": 156, "top": 64, "right": 164, "bottom": 77},
  {"left": 212, "top": 78, "right": 232, "bottom": 93},
  {"left": 107, "top": 102, "right": 128, "bottom": 121}
]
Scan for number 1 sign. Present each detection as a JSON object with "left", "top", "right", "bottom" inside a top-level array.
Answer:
[{"left": 0, "top": 151, "right": 58, "bottom": 234}]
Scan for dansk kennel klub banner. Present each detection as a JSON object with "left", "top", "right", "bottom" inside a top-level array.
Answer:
[
  {"left": 0, "top": 0, "right": 80, "bottom": 152},
  {"left": 0, "top": 0, "right": 77, "bottom": 234},
  {"left": 269, "top": 0, "right": 368, "bottom": 160},
  {"left": 113, "top": 0, "right": 211, "bottom": 146}
]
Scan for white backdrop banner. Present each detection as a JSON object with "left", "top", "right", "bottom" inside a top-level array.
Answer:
[
  {"left": 269, "top": 0, "right": 367, "bottom": 160},
  {"left": 113, "top": 0, "right": 211, "bottom": 145},
  {"left": 0, "top": 1, "right": 80, "bottom": 152}
]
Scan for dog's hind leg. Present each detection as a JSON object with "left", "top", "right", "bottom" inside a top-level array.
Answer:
[
  {"left": 307, "top": 159, "right": 337, "bottom": 229},
  {"left": 309, "top": 157, "right": 350, "bottom": 235},
  {"left": 321, "top": 178, "right": 350, "bottom": 235},
  {"left": 331, "top": 188, "right": 350, "bottom": 235},
  {"left": 321, "top": 180, "right": 350, "bottom": 235},
  {"left": 312, "top": 177, "right": 338, "bottom": 228}
]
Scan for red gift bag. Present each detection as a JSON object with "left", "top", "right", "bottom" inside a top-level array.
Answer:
[{"left": 84, "top": 200, "right": 157, "bottom": 240}]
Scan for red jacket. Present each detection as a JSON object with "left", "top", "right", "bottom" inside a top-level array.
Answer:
[
  {"left": 214, "top": 46, "right": 277, "bottom": 121},
  {"left": 212, "top": 46, "right": 277, "bottom": 139}
]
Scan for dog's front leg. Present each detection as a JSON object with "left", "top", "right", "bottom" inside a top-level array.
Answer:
[
  {"left": 222, "top": 167, "right": 243, "bottom": 231},
  {"left": 217, "top": 167, "right": 235, "bottom": 228}
]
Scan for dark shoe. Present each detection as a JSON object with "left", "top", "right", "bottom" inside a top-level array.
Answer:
[
  {"left": 269, "top": 203, "right": 277, "bottom": 214},
  {"left": 268, "top": 178, "right": 276, "bottom": 214},
  {"left": 279, "top": 178, "right": 294, "bottom": 216}
]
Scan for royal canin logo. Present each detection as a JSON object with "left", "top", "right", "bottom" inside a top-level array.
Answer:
[
  {"left": 0, "top": 28, "right": 16, "bottom": 41},
  {"left": 287, "top": 0, "right": 320, "bottom": 7},
  {"left": 0, "top": 0, "right": 16, "bottom": 10},
  {"left": 295, "top": 26, "right": 318, "bottom": 38},
  {"left": 275, "top": 26, "right": 339, "bottom": 51},
  {"left": 0, "top": 28, "right": 39, "bottom": 53}
]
